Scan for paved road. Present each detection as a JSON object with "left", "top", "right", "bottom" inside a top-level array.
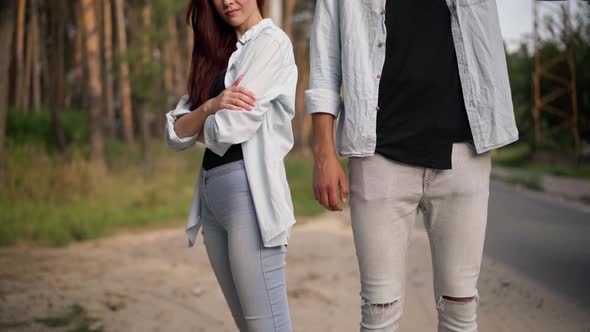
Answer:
[{"left": 484, "top": 181, "right": 590, "bottom": 309}]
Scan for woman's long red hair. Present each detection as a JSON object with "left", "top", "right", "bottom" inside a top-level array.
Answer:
[{"left": 186, "top": 0, "right": 265, "bottom": 110}]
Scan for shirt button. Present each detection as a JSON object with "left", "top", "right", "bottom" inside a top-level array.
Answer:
[
  {"left": 377, "top": 74, "right": 381, "bottom": 79},
  {"left": 381, "top": 9, "right": 386, "bottom": 15},
  {"left": 378, "top": 42, "right": 384, "bottom": 47},
  {"left": 376, "top": 106, "right": 381, "bottom": 111}
]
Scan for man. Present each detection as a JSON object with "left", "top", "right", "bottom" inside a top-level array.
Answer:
[{"left": 305, "top": 0, "right": 518, "bottom": 331}]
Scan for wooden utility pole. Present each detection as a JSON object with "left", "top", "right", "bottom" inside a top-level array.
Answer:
[{"left": 532, "top": 0, "right": 581, "bottom": 160}]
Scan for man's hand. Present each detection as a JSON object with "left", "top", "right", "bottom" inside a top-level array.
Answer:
[
  {"left": 311, "top": 113, "right": 348, "bottom": 211},
  {"left": 313, "top": 152, "right": 348, "bottom": 211}
]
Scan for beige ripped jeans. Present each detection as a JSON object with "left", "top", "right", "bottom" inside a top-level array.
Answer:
[{"left": 349, "top": 143, "right": 491, "bottom": 332}]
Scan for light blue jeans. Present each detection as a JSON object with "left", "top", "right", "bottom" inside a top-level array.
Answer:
[{"left": 198, "top": 160, "right": 292, "bottom": 332}]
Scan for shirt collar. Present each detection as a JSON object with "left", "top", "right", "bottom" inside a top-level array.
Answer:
[{"left": 237, "top": 18, "right": 273, "bottom": 49}]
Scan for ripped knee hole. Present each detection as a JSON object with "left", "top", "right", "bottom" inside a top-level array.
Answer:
[
  {"left": 441, "top": 296, "right": 476, "bottom": 303},
  {"left": 362, "top": 298, "right": 399, "bottom": 317}
]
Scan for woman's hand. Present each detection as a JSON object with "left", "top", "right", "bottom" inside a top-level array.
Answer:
[{"left": 205, "top": 75, "right": 256, "bottom": 115}]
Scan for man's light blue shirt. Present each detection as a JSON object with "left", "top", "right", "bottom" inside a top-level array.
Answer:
[{"left": 305, "top": 0, "right": 519, "bottom": 156}]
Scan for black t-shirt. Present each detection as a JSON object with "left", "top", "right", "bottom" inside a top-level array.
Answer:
[
  {"left": 202, "top": 72, "right": 244, "bottom": 171},
  {"left": 375, "top": 0, "right": 472, "bottom": 170}
]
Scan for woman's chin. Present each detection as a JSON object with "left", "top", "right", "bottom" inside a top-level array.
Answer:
[{"left": 224, "top": 16, "right": 245, "bottom": 28}]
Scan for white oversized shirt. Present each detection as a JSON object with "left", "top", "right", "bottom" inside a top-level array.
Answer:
[{"left": 164, "top": 19, "right": 298, "bottom": 248}]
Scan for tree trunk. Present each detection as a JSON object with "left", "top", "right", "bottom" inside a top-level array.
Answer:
[
  {"left": 267, "top": 0, "right": 283, "bottom": 27},
  {"left": 159, "top": 18, "right": 177, "bottom": 138},
  {"left": 39, "top": 3, "right": 51, "bottom": 110},
  {"left": 282, "top": 0, "right": 295, "bottom": 37},
  {"left": 14, "top": 0, "right": 26, "bottom": 109},
  {"left": 114, "top": 0, "right": 134, "bottom": 145},
  {"left": 162, "top": 29, "right": 174, "bottom": 102},
  {"left": 168, "top": 16, "right": 185, "bottom": 97},
  {"left": 0, "top": 2, "right": 16, "bottom": 181},
  {"left": 139, "top": 4, "right": 152, "bottom": 162},
  {"left": 47, "top": 0, "right": 67, "bottom": 155},
  {"left": 71, "top": 1, "right": 85, "bottom": 109},
  {"left": 22, "top": 0, "right": 34, "bottom": 111},
  {"left": 160, "top": 26, "right": 174, "bottom": 138},
  {"left": 80, "top": 0, "right": 106, "bottom": 169},
  {"left": 156, "top": 41, "right": 170, "bottom": 139},
  {"left": 30, "top": 0, "right": 41, "bottom": 111},
  {"left": 185, "top": 18, "right": 192, "bottom": 80},
  {"left": 292, "top": 36, "right": 310, "bottom": 153},
  {"left": 103, "top": 0, "right": 116, "bottom": 138},
  {"left": 285, "top": 0, "right": 311, "bottom": 153}
]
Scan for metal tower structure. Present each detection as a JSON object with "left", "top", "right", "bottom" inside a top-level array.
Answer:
[{"left": 532, "top": 0, "right": 580, "bottom": 159}]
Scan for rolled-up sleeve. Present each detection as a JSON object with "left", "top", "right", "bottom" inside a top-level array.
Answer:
[
  {"left": 304, "top": 0, "right": 343, "bottom": 118},
  {"left": 203, "top": 115, "right": 232, "bottom": 156},
  {"left": 203, "top": 32, "right": 295, "bottom": 156},
  {"left": 164, "top": 95, "right": 199, "bottom": 151}
]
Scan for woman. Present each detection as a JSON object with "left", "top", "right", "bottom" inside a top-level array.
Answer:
[{"left": 164, "top": 0, "right": 297, "bottom": 331}]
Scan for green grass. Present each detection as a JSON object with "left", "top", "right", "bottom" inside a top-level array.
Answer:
[
  {"left": 492, "top": 144, "right": 531, "bottom": 167},
  {"left": 0, "top": 141, "right": 326, "bottom": 246},
  {"left": 34, "top": 304, "right": 103, "bottom": 332},
  {"left": 35, "top": 304, "right": 85, "bottom": 327},
  {"left": 493, "top": 144, "right": 590, "bottom": 181},
  {"left": 0, "top": 140, "right": 200, "bottom": 246},
  {"left": 285, "top": 155, "right": 326, "bottom": 217}
]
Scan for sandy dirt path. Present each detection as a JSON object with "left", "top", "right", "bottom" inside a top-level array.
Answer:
[{"left": 1, "top": 210, "right": 589, "bottom": 332}]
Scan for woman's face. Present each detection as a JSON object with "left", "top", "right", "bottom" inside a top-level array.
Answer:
[{"left": 212, "top": 0, "right": 260, "bottom": 29}]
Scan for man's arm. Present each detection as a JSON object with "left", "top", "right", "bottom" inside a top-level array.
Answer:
[
  {"left": 306, "top": 0, "right": 347, "bottom": 211},
  {"left": 305, "top": 0, "right": 342, "bottom": 119},
  {"left": 312, "top": 113, "right": 348, "bottom": 211}
]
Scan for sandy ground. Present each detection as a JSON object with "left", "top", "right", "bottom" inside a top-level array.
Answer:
[{"left": 1, "top": 210, "right": 589, "bottom": 332}]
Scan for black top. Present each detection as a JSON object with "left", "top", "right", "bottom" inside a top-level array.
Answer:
[
  {"left": 375, "top": 0, "right": 472, "bottom": 170},
  {"left": 202, "top": 72, "right": 244, "bottom": 171}
]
